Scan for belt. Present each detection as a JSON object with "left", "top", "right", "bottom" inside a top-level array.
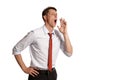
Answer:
[{"left": 37, "top": 68, "right": 55, "bottom": 75}]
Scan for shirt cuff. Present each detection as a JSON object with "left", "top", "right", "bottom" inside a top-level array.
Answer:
[{"left": 64, "top": 51, "right": 72, "bottom": 57}]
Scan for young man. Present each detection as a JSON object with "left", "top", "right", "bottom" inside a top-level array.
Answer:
[{"left": 13, "top": 6, "right": 73, "bottom": 80}]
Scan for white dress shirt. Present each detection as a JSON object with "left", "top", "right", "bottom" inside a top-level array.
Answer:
[{"left": 13, "top": 25, "right": 71, "bottom": 70}]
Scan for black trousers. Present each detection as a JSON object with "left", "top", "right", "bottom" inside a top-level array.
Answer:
[{"left": 28, "top": 68, "right": 57, "bottom": 80}]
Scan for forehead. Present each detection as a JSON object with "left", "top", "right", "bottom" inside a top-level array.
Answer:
[{"left": 48, "top": 9, "right": 57, "bottom": 13}]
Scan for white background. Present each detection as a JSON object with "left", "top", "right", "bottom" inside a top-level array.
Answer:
[{"left": 0, "top": 0, "right": 120, "bottom": 80}]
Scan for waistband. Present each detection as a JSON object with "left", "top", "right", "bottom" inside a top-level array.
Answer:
[{"left": 37, "top": 68, "right": 56, "bottom": 75}]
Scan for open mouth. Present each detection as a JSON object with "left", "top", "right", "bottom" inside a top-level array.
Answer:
[{"left": 54, "top": 19, "right": 57, "bottom": 23}]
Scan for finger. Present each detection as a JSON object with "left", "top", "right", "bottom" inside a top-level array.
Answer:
[
  {"left": 60, "top": 19, "right": 66, "bottom": 27},
  {"left": 62, "top": 18, "right": 66, "bottom": 24},
  {"left": 31, "top": 68, "right": 39, "bottom": 74},
  {"left": 32, "top": 71, "right": 39, "bottom": 76},
  {"left": 57, "top": 26, "right": 61, "bottom": 30},
  {"left": 60, "top": 18, "right": 65, "bottom": 23},
  {"left": 62, "top": 19, "right": 66, "bottom": 25},
  {"left": 30, "top": 70, "right": 39, "bottom": 77},
  {"left": 60, "top": 18, "right": 63, "bottom": 25},
  {"left": 33, "top": 69, "right": 39, "bottom": 74},
  {"left": 30, "top": 72, "right": 35, "bottom": 77}
]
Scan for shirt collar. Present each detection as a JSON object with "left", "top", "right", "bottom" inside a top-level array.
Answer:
[{"left": 43, "top": 25, "right": 55, "bottom": 35}]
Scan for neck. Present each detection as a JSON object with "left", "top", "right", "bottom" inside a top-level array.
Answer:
[{"left": 45, "top": 23, "right": 54, "bottom": 33}]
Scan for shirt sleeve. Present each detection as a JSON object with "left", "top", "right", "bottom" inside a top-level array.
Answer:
[
  {"left": 60, "top": 35, "right": 72, "bottom": 57},
  {"left": 12, "top": 31, "right": 34, "bottom": 55},
  {"left": 55, "top": 30, "right": 72, "bottom": 57}
]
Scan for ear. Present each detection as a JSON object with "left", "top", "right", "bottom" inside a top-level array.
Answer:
[{"left": 43, "top": 15, "right": 47, "bottom": 21}]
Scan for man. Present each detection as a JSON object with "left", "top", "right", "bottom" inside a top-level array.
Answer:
[{"left": 13, "top": 6, "right": 73, "bottom": 80}]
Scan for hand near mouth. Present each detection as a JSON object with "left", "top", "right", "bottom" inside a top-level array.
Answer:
[{"left": 57, "top": 18, "right": 67, "bottom": 34}]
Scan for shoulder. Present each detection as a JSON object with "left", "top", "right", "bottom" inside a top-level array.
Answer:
[
  {"left": 31, "top": 27, "right": 43, "bottom": 35},
  {"left": 28, "top": 26, "right": 45, "bottom": 38},
  {"left": 32, "top": 27, "right": 42, "bottom": 33}
]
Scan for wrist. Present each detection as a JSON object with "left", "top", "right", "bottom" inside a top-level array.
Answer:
[
  {"left": 21, "top": 65, "right": 27, "bottom": 72},
  {"left": 63, "top": 31, "right": 68, "bottom": 36}
]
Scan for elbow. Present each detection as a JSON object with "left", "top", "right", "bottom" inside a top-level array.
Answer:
[
  {"left": 67, "top": 48, "right": 73, "bottom": 57},
  {"left": 12, "top": 47, "right": 21, "bottom": 55},
  {"left": 66, "top": 45, "right": 73, "bottom": 57},
  {"left": 65, "top": 50, "right": 73, "bottom": 57},
  {"left": 67, "top": 53, "right": 72, "bottom": 57}
]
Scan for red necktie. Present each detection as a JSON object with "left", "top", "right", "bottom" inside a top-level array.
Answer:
[{"left": 48, "top": 33, "right": 52, "bottom": 71}]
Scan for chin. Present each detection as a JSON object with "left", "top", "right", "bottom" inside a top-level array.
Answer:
[
  {"left": 53, "top": 24, "right": 56, "bottom": 28},
  {"left": 52, "top": 26, "right": 55, "bottom": 28}
]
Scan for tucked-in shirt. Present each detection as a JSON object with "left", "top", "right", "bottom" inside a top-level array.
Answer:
[{"left": 13, "top": 25, "right": 71, "bottom": 70}]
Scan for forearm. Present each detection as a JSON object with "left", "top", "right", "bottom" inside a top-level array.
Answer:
[
  {"left": 58, "top": 18, "right": 73, "bottom": 55},
  {"left": 14, "top": 54, "right": 39, "bottom": 76},
  {"left": 63, "top": 32, "right": 73, "bottom": 55},
  {"left": 14, "top": 54, "right": 27, "bottom": 72}
]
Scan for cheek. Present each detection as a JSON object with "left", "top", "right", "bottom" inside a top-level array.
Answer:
[{"left": 48, "top": 17, "right": 53, "bottom": 22}]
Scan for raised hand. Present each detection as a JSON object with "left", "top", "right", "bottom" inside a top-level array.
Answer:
[{"left": 57, "top": 18, "right": 67, "bottom": 34}]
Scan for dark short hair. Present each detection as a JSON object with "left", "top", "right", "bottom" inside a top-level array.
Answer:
[{"left": 42, "top": 6, "right": 57, "bottom": 21}]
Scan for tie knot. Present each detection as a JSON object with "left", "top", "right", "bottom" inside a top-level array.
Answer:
[{"left": 48, "top": 33, "right": 52, "bottom": 38}]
